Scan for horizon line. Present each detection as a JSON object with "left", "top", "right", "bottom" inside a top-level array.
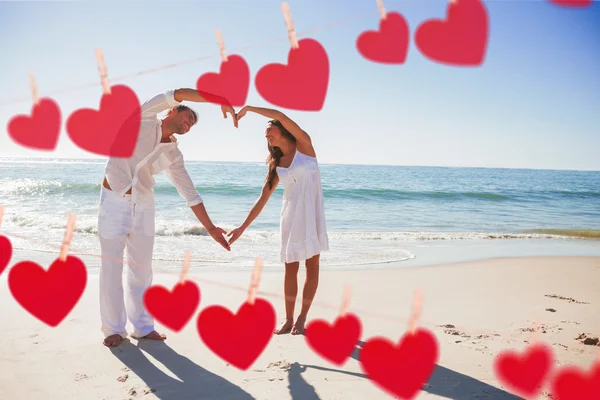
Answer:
[{"left": 0, "top": 156, "right": 599, "bottom": 173}]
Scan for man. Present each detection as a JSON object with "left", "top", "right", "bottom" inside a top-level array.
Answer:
[{"left": 98, "top": 88, "right": 236, "bottom": 347}]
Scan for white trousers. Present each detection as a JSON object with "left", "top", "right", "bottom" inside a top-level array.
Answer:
[{"left": 97, "top": 186, "right": 156, "bottom": 339}]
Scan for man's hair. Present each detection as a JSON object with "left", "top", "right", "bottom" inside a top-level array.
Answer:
[{"left": 173, "top": 105, "right": 198, "bottom": 125}]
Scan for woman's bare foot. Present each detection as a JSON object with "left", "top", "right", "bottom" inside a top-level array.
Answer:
[
  {"left": 103, "top": 334, "right": 123, "bottom": 347},
  {"left": 141, "top": 331, "right": 166, "bottom": 341},
  {"left": 274, "top": 320, "right": 294, "bottom": 335},
  {"left": 291, "top": 316, "right": 307, "bottom": 335}
]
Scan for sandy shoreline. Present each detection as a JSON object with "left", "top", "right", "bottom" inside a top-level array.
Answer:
[{"left": 1, "top": 255, "right": 599, "bottom": 399}]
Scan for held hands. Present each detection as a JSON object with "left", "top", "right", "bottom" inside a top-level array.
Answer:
[
  {"left": 207, "top": 226, "right": 231, "bottom": 252},
  {"left": 235, "top": 106, "right": 251, "bottom": 122},
  {"left": 226, "top": 105, "right": 252, "bottom": 126},
  {"left": 221, "top": 104, "right": 239, "bottom": 128},
  {"left": 226, "top": 226, "right": 246, "bottom": 246},
  {"left": 206, "top": 225, "right": 245, "bottom": 251}
]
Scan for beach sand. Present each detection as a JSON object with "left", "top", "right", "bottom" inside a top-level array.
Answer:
[{"left": 1, "top": 254, "right": 599, "bottom": 399}]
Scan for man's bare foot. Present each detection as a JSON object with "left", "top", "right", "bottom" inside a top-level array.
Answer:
[
  {"left": 141, "top": 331, "right": 166, "bottom": 341},
  {"left": 291, "top": 316, "right": 307, "bottom": 335},
  {"left": 274, "top": 320, "right": 293, "bottom": 335},
  {"left": 103, "top": 334, "right": 123, "bottom": 347}
]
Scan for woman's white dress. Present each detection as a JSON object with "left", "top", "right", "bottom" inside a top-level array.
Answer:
[{"left": 276, "top": 150, "right": 329, "bottom": 263}]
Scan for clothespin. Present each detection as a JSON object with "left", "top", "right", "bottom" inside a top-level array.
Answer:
[
  {"left": 376, "top": 0, "right": 387, "bottom": 20},
  {"left": 247, "top": 257, "right": 263, "bottom": 305},
  {"left": 179, "top": 251, "right": 191, "bottom": 285},
  {"left": 95, "top": 48, "right": 111, "bottom": 95},
  {"left": 339, "top": 285, "right": 351, "bottom": 317},
  {"left": 407, "top": 289, "right": 423, "bottom": 335},
  {"left": 280, "top": 2, "right": 299, "bottom": 49},
  {"left": 215, "top": 29, "right": 228, "bottom": 63},
  {"left": 59, "top": 214, "right": 76, "bottom": 262},
  {"left": 29, "top": 73, "right": 40, "bottom": 106}
]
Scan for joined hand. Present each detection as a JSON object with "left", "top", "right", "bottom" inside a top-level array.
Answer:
[
  {"left": 221, "top": 104, "right": 238, "bottom": 128},
  {"left": 235, "top": 106, "right": 250, "bottom": 122},
  {"left": 226, "top": 226, "right": 245, "bottom": 246},
  {"left": 208, "top": 226, "right": 231, "bottom": 251}
]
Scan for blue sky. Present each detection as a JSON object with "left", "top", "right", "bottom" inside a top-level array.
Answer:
[{"left": 0, "top": 0, "right": 598, "bottom": 170}]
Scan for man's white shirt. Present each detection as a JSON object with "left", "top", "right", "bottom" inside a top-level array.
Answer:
[{"left": 103, "top": 90, "right": 203, "bottom": 208}]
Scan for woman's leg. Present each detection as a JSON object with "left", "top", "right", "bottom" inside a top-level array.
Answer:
[
  {"left": 274, "top": 261, "right": 300, "bottom": 334},
  {"left": 292, "top": 254, "right": 320, "bottom": 335}
]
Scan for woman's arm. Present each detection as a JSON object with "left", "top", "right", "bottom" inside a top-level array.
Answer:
[
  {"left": 238, "top": 106, "right": 315, "bottom": 156},
  {"left": 227, "top": 176, "right": 279, "bottom": 245}
]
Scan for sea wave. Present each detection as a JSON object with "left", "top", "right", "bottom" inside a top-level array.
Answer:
[
  {"left": 2, "top": 178, "right": 599, "bottom": 202},
  {"left": 4, "top": 216, "right": 571, "bottom": 241},
  {"left": 5, "top": 210, "right": 594, "bottom": 242}
]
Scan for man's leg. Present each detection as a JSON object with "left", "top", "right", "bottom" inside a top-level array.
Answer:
[
  {"left": 98, "top": 188, "right": 132, "bottom": 346},
  {"left": 125, "top": 206, "right": 164, "bottom": 340},
  {"left": 99, "top": 236, "right": 128, "bottom": 346}
]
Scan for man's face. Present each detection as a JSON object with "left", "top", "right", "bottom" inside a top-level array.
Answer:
[{"left": 175, "top": 109, "right": 196, "bottom": 134}]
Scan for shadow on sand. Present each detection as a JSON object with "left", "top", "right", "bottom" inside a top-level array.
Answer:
[
  {"left": 109, "top": 338, "right": 522, "bottom": 400},
  {"left": 109, "top": 339, "right": 255, "bottom": 400},
  {"left": 286, "top": 341, "right": 523, "bottom": 399}
]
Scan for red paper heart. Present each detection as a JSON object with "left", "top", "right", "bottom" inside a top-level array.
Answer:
[
  {"left": 66, "top": 85, "right": 141, "bottom": 157},
  {"left": 8, "top": 255, "right": 87, "bottom": 327},
  {"left": 493, "top": 343, "right": 554, "bottom": 398},
  {"left": 196, "top": 55, "right": 250, "bottom": 107},
  {"left": 305, "top": 313, "right": 362, "bottom": 365},
  {"left": 7, "top": 98, "right": 62, "bottom": 150},
  {"left": 0, "top": 235, "right": 12, "bottom": 275},
  {"left": 356, "top": 12, "right": 410, "bottom": 64},
  {"left": 415, "top": 0, "right": 489, "bottom": 66},
  {"left": 144, "top": 280, "right": 200, "bottom": 332},
  {"left": 551, "top": 361, "right": 600, "bottom": 400},
  {"left": 197, "top": 298, "right": 276, "bottom": 370},
  {"left": 359, "top": 328, "right": 439, "bottom": 399},
  {"left": 255, "top": 38, "right": 329, "bottom": 111},
  {"left": 549, "top": 0, "right": 592, "bottom": 7}
]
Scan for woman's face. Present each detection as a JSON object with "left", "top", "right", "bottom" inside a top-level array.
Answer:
[{"left": 265, "top": 122, "right": 283, "bottom": 147}]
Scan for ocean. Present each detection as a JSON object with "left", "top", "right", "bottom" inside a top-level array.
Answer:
[{"left": 1, "top": 157, "right": 599, "bottom": 270}]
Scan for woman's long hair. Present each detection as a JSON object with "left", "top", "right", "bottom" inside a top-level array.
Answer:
[{"left": 266, "top": 120, "right": 296, "bottom": 190}]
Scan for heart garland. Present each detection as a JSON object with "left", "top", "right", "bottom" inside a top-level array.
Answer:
[
  {"left": 0, "top": 234, "right": 597, "bottom": 398},
  {"left": 11, "top": 0, "right": 595, "bottom": 149},
  {"left": 4, "top": 1, "right": 493, "bottom": 149}
]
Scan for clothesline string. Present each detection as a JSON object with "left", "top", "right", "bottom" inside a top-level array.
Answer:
[{"left": 0, "top": 11, "right": 372, "bottom": 107}]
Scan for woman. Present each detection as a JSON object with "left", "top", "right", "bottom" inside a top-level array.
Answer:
[{"left": 227, "top": 105, "right": 329, "bottom": 335}]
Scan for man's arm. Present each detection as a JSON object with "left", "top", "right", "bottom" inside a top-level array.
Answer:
[
  {"left": 190, "top": 203, "right": 230, "bottom": 251},
  {"left": 164, "top": 152, "right": 230, "bottom": 251},
  {"left": 174, "top": 88, "right": 226, "bottom": 104},
  {"left": 164, "top": 153, "right": 203, "bottom": 207},
  {"left": 141, "top": 90, "right": 181, "bottom": 119},
  {"left": 173, "top": 88, "right": 238, "bottom": 128}
]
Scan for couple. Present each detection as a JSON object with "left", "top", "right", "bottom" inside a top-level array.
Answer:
[{"left": 98, "top": 88, "right": 329, "bottom": 347}]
